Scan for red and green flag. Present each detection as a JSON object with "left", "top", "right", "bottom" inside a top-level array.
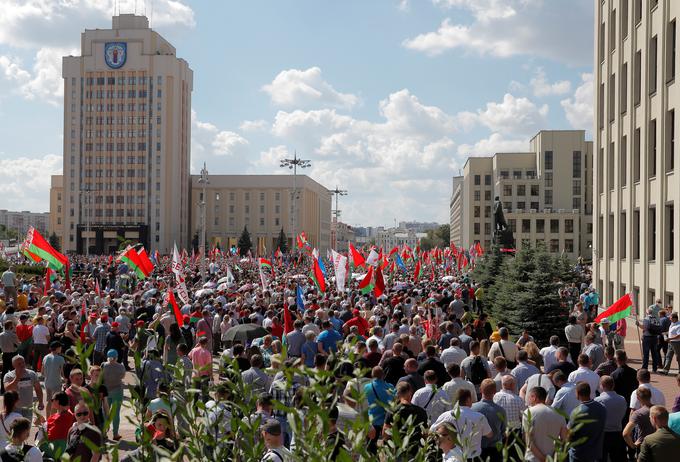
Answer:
[
  {"left": 166, "top": 289, "right": 184, "bottom": 327},
  {"left": 43, "top": 266, "right": 57, "bottom": 296},
  {"left": 349, "top": 242, "right": 366, "bottom": 268},
  {"left": 282, "top": 300, "right": 294, "bottom": 345},
  {"left": 595, "top": 293, "right": 634, "bottom": 323},
  {"left": 358, "top": 266, "right": 374, "bottom": 295},
  {"left": 309, "top": 258, "right": 326, "bottom": 293},
  {"left": 80, "top": 300, "right": 88, "bottom": 343},
  {"left": 259, "top": 258, "right": 274, "bottom": 276},
  {"left": 137, "top": 248, "right": 155, "bottom": 276},
  {"left": 413, "top": 260, "right": 422, "bottom": 281},
  {"left": 374, "top": 266, "right": 385, "bottom": 298},
  {"left": 118, "top": 246, "right": 149, "bottom": 279},
  {"left": 23, "top": 227, "right": 68, "bottom": 271}
]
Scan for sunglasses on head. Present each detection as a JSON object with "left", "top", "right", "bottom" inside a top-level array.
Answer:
[{"left": 75, "top": 411, "right": 89, "bottom": 417}]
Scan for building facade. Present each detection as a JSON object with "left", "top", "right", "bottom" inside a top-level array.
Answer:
[
  {"left": 375, "top": 228, "right": 427, "bottom": 251},
  {"left": 0, "top": 210, "right": 50, "bottom": 238},
  {"left": 191, "top": 174, "right": 331, "bottom": 256},
  {"left": 57, "top": 14, "right": 193, "bottom": 254},
  {"left": 450, "top": 130, "right": 593, "bottom": 260},
  {"left": 594, "top": 0, "right": 679, "bottom": 311},
  {"left": 333, "top": 221, "right": 356, "bottom": 252}
]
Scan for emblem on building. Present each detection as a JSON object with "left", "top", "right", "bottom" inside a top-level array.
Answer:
[{"left": 104, "top": 42, "right": 127, "bottom": 69}]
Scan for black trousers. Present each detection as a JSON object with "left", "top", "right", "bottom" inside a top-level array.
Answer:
[
  {"left": 480, "top": 446, "right": 502, "bottom": 462},
  {"left": 1, "top": 351, "right": 16, "bottom": 393},
  {"left": 569, "top": 342, "right": 582, "bottom": 364},
  {"left": 601, "top": 431, "right": 626, "bottom": 462}
]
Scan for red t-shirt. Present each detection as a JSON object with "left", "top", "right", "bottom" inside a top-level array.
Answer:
[
  {"left": 270, "top": 322, "right": 283, "bottom": 340},
  {"left": 16, "top": 324, "right": 33, "bottom": 342},
  {"left": 47, "top": 410, "right": 75, "bottom": 441}
]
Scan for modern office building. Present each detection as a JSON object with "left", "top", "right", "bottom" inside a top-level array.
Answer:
[
  {"left": 0, "top": 210, "right": 50, "bottom": 238},
  {"left": 594, "top": 0, "right": 679, "bottom": 310},
  {"left": 56, "top": 14, "right": 193, "bottom": 254},
  {"left": 450, "top": 130, "right": 593, "bottom": 260},
  {"left": 190, "top": 174, "right": 331, "bottom": 255}
]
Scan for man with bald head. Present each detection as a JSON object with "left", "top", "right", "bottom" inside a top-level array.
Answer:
[
  {"left": 493, "top": 374, "right": 525, "bottom": 431},
  {"left": 397, "top": 358, "right": 425, "bottom": 391}
]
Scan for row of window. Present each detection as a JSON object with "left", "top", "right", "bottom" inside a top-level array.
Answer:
[
  {"left": 84, "top": 130, "right": 151, "bottom": 138},
  {"left": 214, "top": 217, "right": 281, "bottom": 228},
  {"left": 85, "top": 142, "right": 148, "bottom": 151},
  {"left": 598, "top": 110, "right": 675, "bottom": 194},
  {"left": 598, "top": 203, "right": 675, "bottom": 262},
  {"left": 85, "top": 76, "right": 161, "bottom": 86},
  {"left": 85, "top": 89, "right": 157, "bottom": 99},
  {"left": 86, "top": 116, "right": 159, "bottom": 125},
  {"left": 473, "top": 218, "right": 580, "bottom": 235},
  {"left": 81, "top": 102, "right": 159, "bottom": 112},
  {"left": 206, "top": 192, "right": 283, "bottom": 202}
]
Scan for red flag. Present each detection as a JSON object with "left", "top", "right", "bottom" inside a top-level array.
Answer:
[
  {"left": 413, "top": 260, "right": 422, "bottom": 281},
  {"left": 95, "top": 278, "right": 101, "bottom": 298},
  {"left": 138, "top": 248, "right": 154, "bottom": 276},
  {"left": 44, "top": 267, "right": 52, "bottom": 296},
  {"left": 283, "top": 301, "right": 293, "bottom": 336},
  {"left": 374, "top": 266, "right": 385, "bottom": 298},
  {"left": 311, "top": 258, "right": 326, "bottom": 293},
  {"left": 166, "top": 290, "right": 184, "bottom": 327},
  {"left": 475, "top": 241, "right": 484, "bottom": 256},
  {"left": 430, "top": 264, "right": 435, "bottom": 281},
  {"left": 349, "top": 243, "right": 366, "bottom": 267},
  {"left": 108, "top": 254, "right": 113, "bottom": 265}
]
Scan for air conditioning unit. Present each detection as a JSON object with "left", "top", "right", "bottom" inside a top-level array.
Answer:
[
  {"left": 544, "top": 208, "right": 552, "bottom": 213},
  {"left": 529, "top": 209, "right": 537, "bottom": 213}
]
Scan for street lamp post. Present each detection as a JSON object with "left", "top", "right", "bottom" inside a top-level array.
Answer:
[
  {"left": 80, "top": 185, "right": 90, "bottom": 256},
  {"left": 198, "top": 162, "right": 209, "bottom": 282},
  {"left": 279, "top": 151, "right": 311, "bottom": 251},
  {"left": 329, "top": 186, "right": 348, "bottom": 250}
]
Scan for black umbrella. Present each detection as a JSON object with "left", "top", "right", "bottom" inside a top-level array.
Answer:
[{"left": 223, "top": 324, "right": 268, "bottom": 343}]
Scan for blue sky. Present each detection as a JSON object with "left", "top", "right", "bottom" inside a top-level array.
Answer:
[{"left": 0, "top": 0, "right": 594, "bottom": 226}]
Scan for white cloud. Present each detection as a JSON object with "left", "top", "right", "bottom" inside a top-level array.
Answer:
[
  {"left": 404, "top": 0, "right": 592, "bottom": 65},
  {"left": 560, "top": 73, "right": 593, "bottom": 130},
  {"left": 191, "top": 110, "right": 250, "bottom": 159},
  {"left": 461, "top": 93, "right": 548, "bottom": 136},
  {"left": 530, "top": 68, "right": 571, "bottom": 97},
  {"left": 0, "top": 0, "right": 195, "bottom": 49},
  {"left": 0, "top": 47, "right": 74, "bottom": 104},
  {"left": 0, "top": 153, "right": 62, "bottom": 212},
  {"left": 457, "top": 133, "right": 528, "bottom": 157},
  {"left": 239, "top": 119, "right": 269, "bottom": 132},
  {"left": 262, "top": 67, "right": 360, "bottom": 109},
  {"left": 212, "top": 131, "right": 249, "bottom": 157}
]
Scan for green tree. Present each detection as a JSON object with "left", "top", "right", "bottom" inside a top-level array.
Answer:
[
  {"left": 238, "top": 226, "right": 252, "bottom": 256},
  {"left": 48, "top": 232, "right": 61, "bottom": 252},
  {"left": 437, "top": 224, "right": 450, "bottom": 244},
  {"left": 470, "top": 244, "right": 506, "bottom": 316},
  {"left": 492, "top": 246, "right": 565, "bottom": 345},
  {"left": 276, "top": 228, "right": 288, "bottom": 254},
  {"left": 420, "top": 224, "right": 450, "bottom": 251}
]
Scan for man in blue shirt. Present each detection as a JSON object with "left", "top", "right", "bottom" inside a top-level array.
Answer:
[
  {"left": 594, "top": 375, "right": 627, "bottom": 462},
  {"left": 568, "top": 382, "right": 607, "bottom": 462},
  {"left": 363, "top": 366, "right": 395, "bottom": 454},
  {"left": 316, "top": 321, "right": 342, "bottom": 354},
  {"left": 471, "top": 378, "right": 506, "bottom": 462}
]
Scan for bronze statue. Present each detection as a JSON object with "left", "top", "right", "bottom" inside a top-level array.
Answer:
[{"left": 493, "top": 196, "right": 507, "bottom": 231}]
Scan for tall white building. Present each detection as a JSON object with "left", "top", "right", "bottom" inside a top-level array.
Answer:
[
  {"left": 55, "top": 14, "right": 193, "bottom": 254},
  {"left": 594, "top": 0, "right": 679, "bottom": 310}
]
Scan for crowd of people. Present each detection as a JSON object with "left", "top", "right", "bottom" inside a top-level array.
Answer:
[{"left": 0, "top": 247, "right": 679, "bottom": 461}]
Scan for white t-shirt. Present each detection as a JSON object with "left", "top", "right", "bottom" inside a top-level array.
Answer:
[
  {"left": 523, "top": 373, "right": 556, "bottom": 405},
  {"left": 32, "top": 324, "right": 50, "bottom": 345},
  {"left": 3, "top": 443, "right": 42, "bottom": 462},
  {"left": 0, "top": 412, "right": 21, "bottom": 447},
  {"left": 430, "top": 405, "right": 492, "bottom": 458},
  {"left": 630, "top": 383, "right": 666, "bottom": 410},
  {"left": 567, "top": 367, "right": 600, "bottom": 399}
]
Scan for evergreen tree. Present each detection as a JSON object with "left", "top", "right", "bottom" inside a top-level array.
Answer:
[
  {"left": 492, "top": 246, "right": 565, "bottom": 346},
  {"left": 276, "top": 228, "right": 288, "bottom": 254},
  {"left": 238, "top": 226, "right": 252, "bottom": 256},
  {"left": 48, "top": 232, "right": 61, "bottom": 252},
  {"left": 470, "top": 245, "right": 506, "bottom": 317}
]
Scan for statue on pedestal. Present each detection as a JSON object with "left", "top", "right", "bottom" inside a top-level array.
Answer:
[{"left": 493, "top": 196, "right": 515, "bottom": 249}]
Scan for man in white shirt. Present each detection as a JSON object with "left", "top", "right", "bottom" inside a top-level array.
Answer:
[
  {"left": 493, "top": 375, "right": 525, "bottom": 430},
  {"left": 412, "top": 370, "right": 450, "bottom": 424},
  {"left": 31, "top": 316, "right": 50, "bottom": 371},
  {"left": 442, "top": 364, "right": 477, "bottom": 407},
  {"left": 567, "top": 354, "right": 600, "bottom": 399},
  {"left": 540, "top": 336, "right": 561, "bottom": 372},
  {"left": 430, "top": 387, "right": 493, "bottom": 460},
  {"left": 440, "top": 338, "right": 467, "bottom": 368},
  {"left": 488, "top": 327, "right": 518, "bottom": 366},
  {"left": 523, "top": 386, "right": 567, "bottom": 462},
  {"left": 629, "top": 368, "right": 666, "bottom": 410},
  {"left": 520, "top": 372, "right": 556, "bottom": 405}
]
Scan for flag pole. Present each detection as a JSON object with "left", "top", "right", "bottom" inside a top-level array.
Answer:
[{"left": 632, "top": 290, "right": 643, "bottom": 360}]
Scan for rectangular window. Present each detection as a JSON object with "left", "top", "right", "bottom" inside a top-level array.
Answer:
[
  {"left": 508, "top": 220, "right": 516, "bottom": 233},
  {"left": 565, "top": 239, "right": 574, "bottom": 253},
  {"left": 572, "top": 151, "right": 581, "bottom": 178},
  {"left": 484, "top": 223, "right": 491, "bottom": 235},
  {"left": 598, "top": 215, "right": 604, "bottom": 258},
  {"left": 621, "top": 62, "right": 628, "bottom": 114},
  {"left": 649, "top": 207, "right": 657, "bottom": 261},
  {"left": 474, "top": 223, "right": 480, "bottom": 235},
  {"left": 484, "top": 190, "right": 491, "bottom": 201},
  {"left": 599, "top": 82, "right": 605, "bottom": 129},
  {"left": 500, "top": 170, "right": 509, "bottom": 179},
  {"left": 545, "top": 172, "right": 553, "bottom": 187},
  {"left": 522, "top": 219, "right": 531, "bottom": 233},
  {"left": 573, "top": 180, "right": 581, "bottom": 195},
  {"left": 550, "top": 219, "right": 559, "bottom": 233},
  {"left": 608, "top": 142, "right": 615, "bottom": 189},
  {"left": 484, "top": 174, "right": 492, "bottom": 185},
  {"left": 544, "top": 151, "right": 553, "bottom": 170},
  {"left": 545, "top": 190, "right": 553, "bottom": 205},
  {"left": 600, "top": 21, "right": 606, "bottom": 61},
  {"left": 474, "top": 190, "right": 481, "bottom": 201},
  {"left": 621, "top": 135, "right": 628, "bottom": 187},
  {"left": 622, "top": 0, "right": 629, "bottom": 39},
  {"left": 531, "top": 201, "right": 539, "bottom": 210},
  {"left": 649, "top": 119, "right": 657, "bottom": 177},
  {"left": 598, "top": 147, "right": 604, "bottom": 193},
  {"left": 536, "top": 219, "right": 545, "bottom": 233},
  {"left": 516, "top": 202, "right": 525, "bottom": 210},
  {"left": 668, "top": 20, "right": 677, "bottom": 82},
  {"left": 530, "top": 185, "right": 539, "bottom": 196},
  {"left": 573, "top": 197, "right": 581, "bottom": 210},
  {"left": 503, "top": 185, "right": 512, "bottom": 196},
  {"left": 484, "top": 206, "right": 491, "bottom": 218},
  {"left": 565, "top": 219, "right": 574, "bottom": 233},
  {"left": 634, "top": 128, "right": 641, "bottom": 182},
  {"left": 550, "top": 239, "right": 560, "bottom": 253},
  {"left": 667, "top": 109, "right": 675, "bottom": 172},
  {"left": 474, "top": 206, "right": 481, "bottom": 218},
  {"left": 609, "top": 73, "right": 616, "bottom": 122},
  {"left": 635, "top": 0, "right": 642, "bottom": 25},
  {"left": 517, "top": 185, "right": 526, "bottom": 196},
  {"left": 608, "top": 214, "right": 615, "bottom": 257},
  {"left": 513, "top": 170, "right": 522, "bottom": 179},
  {"left": 474, "top": 175, "right": 481, "bottom": 185},
  {"left": 610, "top": 9, "right": 616, "bottom": 52},
  {"left": 634, "top": 50, "right": 642, "bottom": 105},
  {"left": 620, "top": 211, "right": 627, "bottom": 259},
  {"left": 650, "top": 36, "right": 658, "bottom": 94},
  {"left": 666, "top": 203, "right": 675, "bottom": 261}
]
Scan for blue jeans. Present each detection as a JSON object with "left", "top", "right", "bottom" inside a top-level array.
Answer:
[
  {"left": 107, "top": 388, "right": 124, "bottom": 436},
  {"left": 642, "top": 335, "right": 660, "bottom": 370}
]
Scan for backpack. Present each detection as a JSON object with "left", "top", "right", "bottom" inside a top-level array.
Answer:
[
  {"left": 648, "top": 317, "right": 663, "bottom": 336},
  {"left": 469, "top": 356, "right": 487, "bottom": 385}
]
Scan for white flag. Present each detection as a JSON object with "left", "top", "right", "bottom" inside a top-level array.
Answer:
[
  {"left": 366, "top": 249, "right": 379, "bottom": 267},
  {"left": 331, "top": 249, "right": 348, "bottom": 292},
  {"left": 172, "top": 243, "right": 190, "bottom": 305}
]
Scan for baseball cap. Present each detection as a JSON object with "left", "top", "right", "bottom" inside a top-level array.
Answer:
[
  {"left": 111, "top": 322, "right": 120, "bottom": 328},
  {"left": 106, "top": 349, "right": 118, "bottom": 358},
  {"left": 261, "top": 418, "right": 281, "bottom": 435}
]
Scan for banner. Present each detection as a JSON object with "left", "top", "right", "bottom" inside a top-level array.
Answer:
[
  {"left": 331, "top": 249, "right": 348, "bottom": 292},
  {"left": 172, "top": 243, "right": 190, "bottom": 304}
]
